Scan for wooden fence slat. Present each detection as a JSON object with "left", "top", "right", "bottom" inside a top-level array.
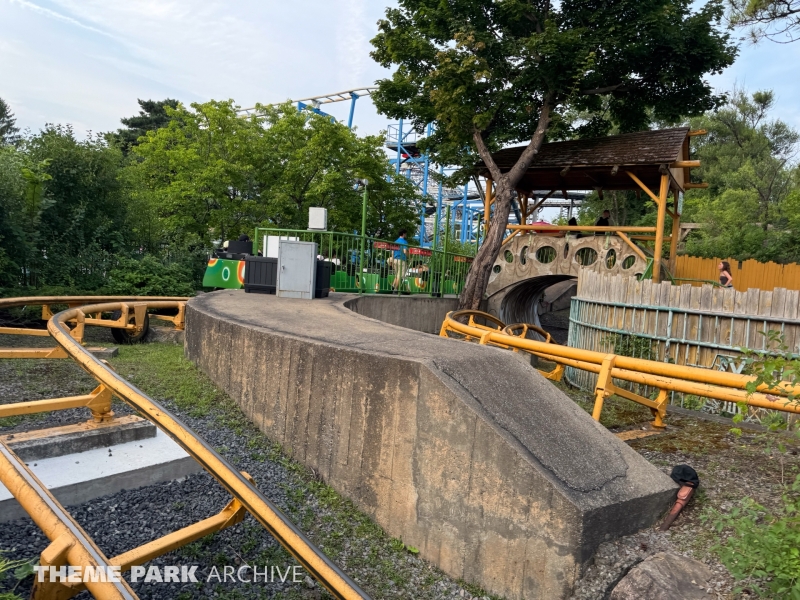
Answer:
[{"left": 673, "top": 255, "right": 800, "bottom": 293}]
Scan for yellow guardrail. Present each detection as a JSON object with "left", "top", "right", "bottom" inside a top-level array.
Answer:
[
  {"left": 440, "top": 310, "right": 800, "bottom": 428},
  {"left": 0, "top": 297, "right": 370, "bottom": 600},
  {"left": 0, "top": 296, "right": 187, "bottom": 359}
]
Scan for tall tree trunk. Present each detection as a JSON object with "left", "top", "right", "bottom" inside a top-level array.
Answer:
[
  {"left": 457, "top": 94, "right": 554, "bottom": 311},
  {"left": 459, "top": 180, "right": 515, "bottom": 310}
]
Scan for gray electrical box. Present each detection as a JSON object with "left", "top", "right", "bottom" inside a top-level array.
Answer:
[{"left": 277, "top": 240, "right": 317, "bottom": 299}]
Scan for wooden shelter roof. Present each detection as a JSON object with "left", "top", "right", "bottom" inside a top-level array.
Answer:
[{"left": 476, "top": 127, "right": 692, "bottom": 194}]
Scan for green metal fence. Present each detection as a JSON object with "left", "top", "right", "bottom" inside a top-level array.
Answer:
[{"left": 254, "top": 228, "right": 473, "bottom": 296}]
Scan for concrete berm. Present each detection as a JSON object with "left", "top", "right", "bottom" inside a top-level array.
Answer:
[{"left": 185, "top": 291, "right": 677, "bottom": 600}]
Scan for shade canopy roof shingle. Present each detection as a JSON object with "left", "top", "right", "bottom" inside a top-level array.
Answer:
[{"left": 476, "top": 127, "right": 692, "bottom": 194}]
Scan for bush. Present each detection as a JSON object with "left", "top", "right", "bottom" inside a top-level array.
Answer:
[
  {"left": 103, "top": 255, "right": 195, "bottom": 297},
  {"left": 705, "top": 474, "right": 800, "bottom": 598}
]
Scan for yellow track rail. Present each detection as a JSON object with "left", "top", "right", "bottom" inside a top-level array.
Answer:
[
  {"left": 0, "top": 297, "right": 370, "bottom": 600},
  {"left": 441, "top": 310, "right": 800, "bottom": 427}
]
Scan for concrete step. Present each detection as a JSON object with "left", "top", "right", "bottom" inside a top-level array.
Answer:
[
  {"left": 1, "top": 415, "right": 156, "bottom": 462},
  {"left": 0, "top": 428, "right": 201, "bottom": 522}
]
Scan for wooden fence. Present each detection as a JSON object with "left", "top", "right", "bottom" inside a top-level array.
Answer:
[
  {"left": 673, "top": 255, "right": 800, "bottom": 292},
  {"left": 567, "top": 271, "right": 800, "bottom": 422}
]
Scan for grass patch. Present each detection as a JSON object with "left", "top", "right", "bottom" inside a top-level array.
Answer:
[{"left": 110, "top": 344, "right": 225, "bottom": 417}]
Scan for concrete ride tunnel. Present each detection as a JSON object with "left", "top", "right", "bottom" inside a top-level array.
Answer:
[{"left": 498, "top": 275, "right": 576, "bottom": 343}]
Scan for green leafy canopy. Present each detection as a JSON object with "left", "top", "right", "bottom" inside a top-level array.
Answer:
[
  {"left": 371, "top": 0, "right": 737, "bottom": 166},
  {"left": 130, "top": 100, "right": 421, "bottom": 244}
]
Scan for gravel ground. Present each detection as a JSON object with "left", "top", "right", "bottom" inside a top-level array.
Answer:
[{"left": 0, "top": 334, "right": 498, "bottom": 600}]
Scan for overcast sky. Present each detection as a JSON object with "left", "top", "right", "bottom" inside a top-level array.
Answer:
[{"left": 2, "top": 0, "right": 800, "bottom": 140}]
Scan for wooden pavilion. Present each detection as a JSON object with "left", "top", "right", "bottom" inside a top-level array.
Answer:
[{"left": 476, "top": 127, "right": 707, "bottom": 282}]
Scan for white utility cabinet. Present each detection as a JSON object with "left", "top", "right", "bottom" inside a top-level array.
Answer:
[
  {"left": 265, "top": 235, "right": 298, "bottom": 258},
  {"left": 308, "top": 207, "right": 328, "bottom": 231},
  {"left": 277, "top": 240, "right": 317, "bottom": 299}
]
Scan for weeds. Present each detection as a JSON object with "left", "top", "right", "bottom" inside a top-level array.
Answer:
[{"left": 704, "top": 474, "right": 800, "bottom": 598}]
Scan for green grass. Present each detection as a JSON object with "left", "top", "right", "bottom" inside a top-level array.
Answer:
[{"left": 110, "top": 344, "right": 225, "bottom": 417}]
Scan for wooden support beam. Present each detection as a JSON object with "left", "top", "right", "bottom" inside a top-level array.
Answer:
[
  {"left": 629, "top": 236, "right": 672, "bottom": 242},
  {"left": 501, "top": 229, "right": 522, "bottom": 248},
  {"left": 653, "top": 174, "right": 669, "bottom": 283},
  {"left": 684, "top": 182, "right": 708, "bottom": 189},
  {"left": 688, "top": 129, "right": 708, "bottom": 136},
  {"left": 626, "top": 171, "right": 661, "bottom": 205},
  {"left": 616, "top": 232, "right": 648, "bottom": 262},
  {"left": 672, "top": 160, "right": 701, "bottom": 168}
]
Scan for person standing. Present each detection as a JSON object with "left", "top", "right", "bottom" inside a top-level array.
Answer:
[
  {"left": 392, "top": 229, "right": 409, "bottom": 293},
  {"left": 594, "top": 210, "right": 611, "bottom": 235},
  {"left": 719, "top": 261, "right": 733, "bottom": 288}
]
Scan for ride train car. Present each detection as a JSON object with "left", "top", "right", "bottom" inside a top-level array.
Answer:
[{"left": 201, "top": 237, "right": 467, "bottom": 294}]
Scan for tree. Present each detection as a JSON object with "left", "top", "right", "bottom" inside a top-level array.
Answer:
[
  {"left": 108, "top": 98, "right": 180, "bottom": 153},
  {"left": 370, "top": 0, "right": 737, "bottom": 309},
  {"left": 683, "top": 89, "right": 800, "bottom": 261},
  {"left": 0, "top": 146, "right": 28, "bottom": 287},
  {"left": 728, "top": 0, "right": 800, "bottom": 42},
  {"left": 131, "top": 100, "right": 420, "bottom": 246},
  {"left": 0, "top": 98, "right": 20, "bottom": 146},
  {"left": 23, "top": 125, "right": 130, "bottom": 289}
]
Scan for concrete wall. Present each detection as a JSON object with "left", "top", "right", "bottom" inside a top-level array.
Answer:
[
  {"left": 185, "top": 291, "right": 676, "bottom": 599},
  {"left": 343, "top": 295, "right": 459, "bottom": 334}
]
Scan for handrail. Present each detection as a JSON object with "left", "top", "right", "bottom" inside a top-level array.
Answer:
[
  {"left": 441, "top": 311, "right": 800, "bottom": 424},
  {"left": 506, "top": 225, "right": 657, "bottom": 232},
  {"left": 45, "top": 301, "right": 369, "bottom": 600},
  {"left": 0, "top": 296, "right": 188, "bottom": 310}
]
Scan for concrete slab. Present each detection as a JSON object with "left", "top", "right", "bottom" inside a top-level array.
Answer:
[
  {"left": 1, "top": 415, "right": 156, "bottom": 462},
  {"left": 88, "top": 346, "right": 119, "bottom": 359},
  {"left": 0, "top": 429, "right": 201, "bottom": 522}
]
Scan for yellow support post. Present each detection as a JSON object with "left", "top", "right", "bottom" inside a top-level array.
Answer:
[
  {"left": 110, "top": 496, "right": 247, "bottom": 572},
  {"left": 593, "top": 355, "right": 616, "bottom": 421},
  {"left": 651, "top": 389, "right": 669, "bottom": 429},
  {"left": 616, "top": 231, "right": 648, "bottom": 262},
  {"left": 653, "top": 174, "right": 669, "bottom": 283}
]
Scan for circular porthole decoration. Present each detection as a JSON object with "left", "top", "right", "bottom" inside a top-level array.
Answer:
[
  {"left": 221, "top": 266, "right": 231, "bottom": 281},
  {"left": 605, "top": 249, "right": 616, "bottom": 269},
  {"left": 520, "top": 246, "right": 528, "bottom": 265},
  {"left": 622, "top": 255, "right": 636, "bottom": 270},
  {"left": 504, "top": 249, "right": 514, "bottom": 263},
  {"left": 575, "top": 247, "right": 598, "bottom": 266},
  {"left": 535, "top": 246, "right": 556, "bottom": 264},
  {"left": 493, "top": 264, "right": 501, "bottom": 273}
]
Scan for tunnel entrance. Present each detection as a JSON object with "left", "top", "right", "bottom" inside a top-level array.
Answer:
[{"left": 498, "top": 275, "right": 577, "bottom": 344}]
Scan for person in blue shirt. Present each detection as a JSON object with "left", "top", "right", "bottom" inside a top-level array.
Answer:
[{"left": 392, "top": 229, "right": 409, "bottom": 293}]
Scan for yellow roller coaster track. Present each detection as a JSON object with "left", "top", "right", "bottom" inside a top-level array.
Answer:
[
  {"left": 0, "top": 296, "right": 370, "bottom": 600},
  {"left": 441, "top": 309, "right": 800, "bottom": 428}
]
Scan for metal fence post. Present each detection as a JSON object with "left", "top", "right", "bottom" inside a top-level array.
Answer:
[
  {"left": 431, "top": 210, "right": 441, "bottom": 297},
  {"left": 442, "top": 205, "right": 450, "bottom": 292},
  {"left": 359, "top": 182, "right": 368, "bottom": 294}
]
